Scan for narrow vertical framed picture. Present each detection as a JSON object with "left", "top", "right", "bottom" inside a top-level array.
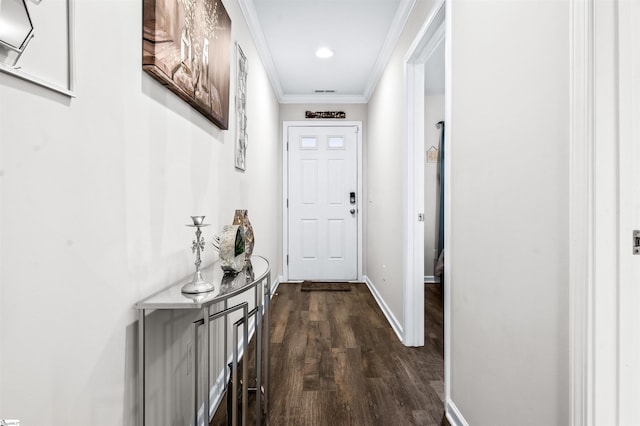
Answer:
[{"left": 235, "top": 42, "right": 247, "bottom": 171}]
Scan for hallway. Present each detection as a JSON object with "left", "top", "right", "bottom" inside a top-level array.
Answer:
[
  {"left": 213, "top": 283, "right": 445, "bottom": 425},
  {"left": 3, "top": 0, "right": 634, "bottom": 424}
]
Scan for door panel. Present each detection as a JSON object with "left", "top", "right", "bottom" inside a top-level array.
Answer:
[
  {"left": 288, "top": 125, "right": 358, "bottom": 281},
  {"left": 327, "top": 219, "right": 345, "bottom": 259},
  {"left": 327, "top": 159, "right": 345, "bottom": 205},
  {"left": 301, "top": 159, "right": 318, "bottom": 205},
  {"left": 301, "top": 220, "right": 318, "bottom": 259}
]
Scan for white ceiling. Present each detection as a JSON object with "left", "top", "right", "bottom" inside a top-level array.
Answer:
[{"left": 241, "top": 0, "right": 415, "bottom": 103}]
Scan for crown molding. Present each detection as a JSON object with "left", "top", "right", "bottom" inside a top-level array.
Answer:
[
  {"left": 363, "top": 0, "right": 417, "bottom": 101},
  {"left": 237, "top": 0, "right": 284, "bottom": 100}
]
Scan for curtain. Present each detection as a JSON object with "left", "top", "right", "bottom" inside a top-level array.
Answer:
[{"left": 437, "top": 120, "right": 445, "bottom": 259}]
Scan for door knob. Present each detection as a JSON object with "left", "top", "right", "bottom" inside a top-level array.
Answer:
[{"left": 350, "top": 209, "right": 356, "bottom": 214}]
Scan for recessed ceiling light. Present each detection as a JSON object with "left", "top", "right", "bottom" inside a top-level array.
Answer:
[{"left": 315, "top": 47, "right": 334, "bottom": 59}]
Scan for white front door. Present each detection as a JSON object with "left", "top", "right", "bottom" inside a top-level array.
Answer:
[{"left": 287, "top": 125, "right": 359, "bottom": 281}]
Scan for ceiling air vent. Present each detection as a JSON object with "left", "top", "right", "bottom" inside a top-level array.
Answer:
[{"left": 314, "top": 89, "right": 336, "bottom": 93}]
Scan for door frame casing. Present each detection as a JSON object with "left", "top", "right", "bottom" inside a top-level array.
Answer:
[
  {"left": 571, "top": 0, "right": 640, "bottom": 424},
  {"left": 282, "top": 121, "right": 364, "bottom": 282},
  {"left": 402, "top": 0, "right": 446, "bottom": 347},
  {"left": 402, "top": 0, "right": 450, "bottom": 413}
]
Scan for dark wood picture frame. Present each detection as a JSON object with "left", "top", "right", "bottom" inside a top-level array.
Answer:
[{"left": 143, "top": 0, "right": 231, "bottom": 129}]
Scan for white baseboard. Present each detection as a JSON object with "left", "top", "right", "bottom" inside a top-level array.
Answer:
[
  {"left": 446, "top": 399, "right": 469, "bottom": 426},
  {"left": 363, "top": 275, "right": 404, "bottom": 343},
  {"left": 271, "top": 275, "right": 283, "bottom": 297},
  {"left": 424, "top": 275, "right": 441, "bottom": 284}
]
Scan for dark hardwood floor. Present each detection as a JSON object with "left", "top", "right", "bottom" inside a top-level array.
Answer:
[{"left": 211, "top": 282, "right": 446, "bottom": 426}]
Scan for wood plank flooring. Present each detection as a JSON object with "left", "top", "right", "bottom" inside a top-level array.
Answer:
[{"left": 211, "top": 282, "right": 446, "bottom": 426}]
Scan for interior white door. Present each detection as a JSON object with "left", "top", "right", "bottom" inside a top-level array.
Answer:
[{"left": 287, "top": 125, "right": 358, "bottom": 281}]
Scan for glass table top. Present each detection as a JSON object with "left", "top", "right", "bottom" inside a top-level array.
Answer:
[{"left": 135, "top": 255, "right": 269, "bottom": 310}]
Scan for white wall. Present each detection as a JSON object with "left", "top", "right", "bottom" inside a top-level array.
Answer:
[
  {"left": 366, "top": 0, "right": 435, "bottom": 328},
  {"left": 448, "top": 1, "right": 569, "bottom": 424},
  {"left": 367, "top": 0, "right": 570, "bottom": 423},
  {"left": 0, "top": 0, "right": 281, "bottom": 424},
  {"left": 424, "top": 94, "right": 444, "bottom": 277}
]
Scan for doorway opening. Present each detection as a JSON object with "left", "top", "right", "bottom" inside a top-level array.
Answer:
[
  {"left": 402, "top": 0, "right": 450, "bottom": 415},
  {"left": 402, "top": 0, "right": 446, "bottom": 344}
]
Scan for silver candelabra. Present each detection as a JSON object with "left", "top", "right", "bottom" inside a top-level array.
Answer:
[{"left": 181, "top": 216, "right": 215, "bottom": 294}]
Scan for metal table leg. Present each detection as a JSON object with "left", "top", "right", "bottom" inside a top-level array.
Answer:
[
  {"left": 231, "top": 306, "right": 249, "bottom": 426},
  {"left": 138, "top": 309, "right": 145, "bottom": 426},
  {"left": 204, "top": 305, "right": 211, "bottom": 424},
  {"left": 193, "top": 321, "right": 199, "bottom": 426},
  {"left": 232, "top": 321, "right": 239, "bottom": 426},
  {"left": 255, "top": 280, "right": 263, "bottom": 425},
  {"left": 224, "top": 299, "right": 228, "bottom": 388},
  {"left": 265, "top": 274, "right": 271, "bottom": 418},
  {"left": 242, "top": 304, "right": 248, "bottom": 426}
]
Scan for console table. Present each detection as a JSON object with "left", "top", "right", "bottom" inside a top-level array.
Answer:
[{"left": 135, "top": 255, "right": 270, "bottom": 426}]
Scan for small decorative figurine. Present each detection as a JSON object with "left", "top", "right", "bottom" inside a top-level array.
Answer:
[{"left": 212, "top": 224, "right": 245, "bottom": 273}]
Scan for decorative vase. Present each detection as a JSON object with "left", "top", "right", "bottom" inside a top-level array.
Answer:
[
  {"left": 216, "top": 224, "right": 245, "bottom": 273},
  {"left": 232, "top": 209, "right": 254, "bottom": 260}
]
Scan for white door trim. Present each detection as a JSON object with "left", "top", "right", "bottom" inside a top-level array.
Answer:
[
  {"left": 403, "top": 59, "right": 425, "bottom": 347},
  {"left": 282, "top": 121, "right": 363, "bottom": 282},
  {"left": 402, "top": 0, "right": 446, "bottom": 346},
  {"left": 568, "top": 0, "right": 640, "bottom": 424},
  {"left": 617, "top": 1, "right": 640, "bottom": 423},
  {"left": 569, "top": 0, "right": 594, "bottom": 424},
  {"left": 574, "top": 0, "right": 640, "bottom": 424}
]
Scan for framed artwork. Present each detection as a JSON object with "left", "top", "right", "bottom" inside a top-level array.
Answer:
[
  {"left": 143, "top": 0, "right": 231, "bottom": 129},
  {"left": 0, "top": 0, "right": 76, "bottom": 97},
  {"left": 235, "top": 43, "right": 247, "bottom": 171}
]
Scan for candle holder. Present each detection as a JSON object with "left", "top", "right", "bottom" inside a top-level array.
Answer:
[{"left": 181, "top": 215, "right": 216, "bottom": 294}]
